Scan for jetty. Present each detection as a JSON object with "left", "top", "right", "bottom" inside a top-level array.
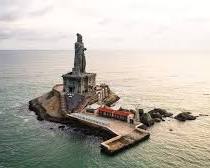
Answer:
[{"left": 66, "top": 112, "right": 150, "bottom": 155}]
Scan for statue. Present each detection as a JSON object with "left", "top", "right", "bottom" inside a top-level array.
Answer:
[{"left": 73, "top": 33, "right": 86, "bottom": 73}]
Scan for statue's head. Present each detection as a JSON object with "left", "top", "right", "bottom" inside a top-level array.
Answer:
[{"left": 76, "top": 33, "right": 82, "bottom": 43}]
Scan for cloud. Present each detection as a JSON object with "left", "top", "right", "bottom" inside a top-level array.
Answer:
[
  {"left": 0, "top": 0, "right": 52, "bottom": 22},
  {"left": 0, "top": 0, "right": 210, "bottom": 50},
  {"left": 0, "top": 12, "right": 19, "bottom": 22},
  {"left": 0, "top": 30, "right": 12, "bottom": 39}
]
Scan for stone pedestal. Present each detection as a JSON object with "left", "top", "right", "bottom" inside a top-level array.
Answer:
[{"left": 62, "top": 72, "right": 96, "bottom": 95}]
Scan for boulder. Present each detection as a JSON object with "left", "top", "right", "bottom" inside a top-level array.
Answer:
[
  {"left": 138, "top": 109, "right": 144, "bottom": 118},
  {"left": 175, "top": 112, "right": 197, "bottom": 121},
  {"left": 148, "top": 110, "right": 162, "bottom": 120},
  {"left": 154, "top": 118, "right": 162, "bottom": 122},
  {"left": 104, "top": 92, "right": 120, "bottom": 106},
  {"left": 140, "top": 113, "right": 154, "bottom": 126},
  {"left": 58, "top": 125, "right": 65, "bottom": 129},
  {"left": 149, "top": 108, "right": 173, "bottom": 118},
  {"left": 199, "top": 114, "right": 209, "bottom": 117},
  {"left": 137, "top": 124, "right": 148, "bottom": 130}
]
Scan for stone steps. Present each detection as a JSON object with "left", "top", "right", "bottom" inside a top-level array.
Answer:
[
  {"left": 76, "top": 97, "right": 90, "bottom": 112},
  {"left": 60, "top": 93, "right": 66, "bottom": 113}
]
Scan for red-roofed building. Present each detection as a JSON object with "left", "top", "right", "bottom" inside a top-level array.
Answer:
[{"left": 97, "top": 106, "right": 134, "bottom": 123}]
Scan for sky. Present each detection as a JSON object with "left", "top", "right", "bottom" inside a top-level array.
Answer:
[{"left": 0, "top": 0, "right": 210, "bottom": 50}]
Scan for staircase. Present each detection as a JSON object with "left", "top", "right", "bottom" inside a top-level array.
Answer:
[
  {"left": 75, "top": 96, "right": 91, "bottom": 113},
  {"left": 60, "top": 93, "right": 67, "bottom": 113}
]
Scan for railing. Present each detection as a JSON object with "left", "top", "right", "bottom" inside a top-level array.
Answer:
[{"left": 68, "top": 113, "right": 110, "bottom": 127}]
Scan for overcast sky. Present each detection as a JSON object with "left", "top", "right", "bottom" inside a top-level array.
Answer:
[{"left": 0, "top": 0, "right": 210, "bottom": 50}]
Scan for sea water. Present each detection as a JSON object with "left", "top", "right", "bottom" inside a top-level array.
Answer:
[{"left": 0, "top": 50, "right": 210, "bottom": 168}]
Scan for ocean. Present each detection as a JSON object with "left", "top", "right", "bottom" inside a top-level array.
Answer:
[{"left": 0, "top": 50, "right": 210, "bottom": 168}]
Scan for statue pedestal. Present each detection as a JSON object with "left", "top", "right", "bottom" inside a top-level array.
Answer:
[{"left": 62, "top": 72, "right": 96, "bottom": 95}]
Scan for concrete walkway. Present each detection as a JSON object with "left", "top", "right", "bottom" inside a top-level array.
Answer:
[
  {"left": 67, "top": 112, "right": 136, "bottom": 136},
  {"left": 66, "top": 112, "right": 150, "bottom": 155}
]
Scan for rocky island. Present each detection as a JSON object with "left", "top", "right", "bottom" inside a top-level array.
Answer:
[
  {"left": 29, "top": 33, "right": 151, "bottom": 155},
  {"left": 29, "top": 33, "right": 200, "bottom": 155}
]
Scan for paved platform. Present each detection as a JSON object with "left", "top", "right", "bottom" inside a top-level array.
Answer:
[
  {"left": 67, "top": 112, "right": 136, "bottom": 136},
  {"left": 66, "top": 112, "right": 150, "bottom": 155}
]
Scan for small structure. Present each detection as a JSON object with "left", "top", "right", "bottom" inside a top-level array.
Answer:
[
  {"left": 62, "top": 33, "right": 96, "bottom": 95},
  {"left": 97, "top": 106, "right": 134, "bottom": 123},
  {"left": 95, "top": 84, "right": 110, "bottom": 102}
]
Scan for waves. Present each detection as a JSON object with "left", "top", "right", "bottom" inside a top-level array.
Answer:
[{"left": 1, "top": 50, "right": 210, "bottom": 168}]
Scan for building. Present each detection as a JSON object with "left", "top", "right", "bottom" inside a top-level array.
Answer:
[
  {"left": 97, "top": 106, "right": 134, "bottom": 123},
  {"left": 95, "top": 84, "right": 110, "bottom": 102},
  {"left": 62, "top": 33, "right": 96, "bottom": 95}
]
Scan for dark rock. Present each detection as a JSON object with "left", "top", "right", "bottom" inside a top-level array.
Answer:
[
  {"left": 37, "top": 116, "right": 44, "bottom": 121},
  {"left": 148, "top": 110, "right": 162, "bottom": 120},
  {"left": 154, "top": 118, "right": 161, "bottom": 122},
  {"left": 175, "top": 112, "right": 197, "bottom": 121},
  {"left": 58, "top": 125, "right": 65, "bottom": 129},
  {"left": 74, "top": 128, "right": 80, "bottom": 132},
  {"left": 163, "top": 112, "right": 173, "bottom": 117},
  {"left": 140, "top": 113, "right": 154, "bottom": 126},
  {"left": 149, "top": 108, "right": 173, "bottom": 118},
  {"left": 138, "top": 109, "right": 144, "bottom": 117},
  {"left": 169, "top": 129, "right": 173, "bottom": 131},
  {"left": 104, "top": 93, "right": 120, "bottom": 106},
  {"left": 86, "top": 108, "right": 95, "bottom": 113},
  {"left": 137, "top": 124, "right": 148, "bottom": 130},
  {"left": 199, "top": 114, "right": 209, "bottom": 117}
]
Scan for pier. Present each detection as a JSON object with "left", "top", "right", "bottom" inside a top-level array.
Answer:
[{"left": 66, "top": 112, "right": 150, "bottom": 155}]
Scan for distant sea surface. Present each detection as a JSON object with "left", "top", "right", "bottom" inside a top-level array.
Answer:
[{"left": 0, "top": 50, "right": 210, "bottom": 168}]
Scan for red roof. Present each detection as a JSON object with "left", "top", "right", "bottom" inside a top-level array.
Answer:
[
  {"left": 98, "top": 107, "right": 132, "bottom": 117},
  {"left": 98, "top": 107, "right": 113, "bottom": 113},
  {"left": 113, "top": 110, "right": 131, "bottom": 117}
]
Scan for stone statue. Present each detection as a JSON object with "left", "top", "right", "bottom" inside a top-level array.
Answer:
[{"left": 73, "top": 33, "right": 86, "bottom": 73}]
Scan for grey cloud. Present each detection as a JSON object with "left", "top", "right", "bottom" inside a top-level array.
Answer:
[
  {"left": 0, "top": 0, "right": 53, "bottom": 22},
  {"left": 0, "top": 25, "right": 71, "bottom": 42},
  {"left": 0, "top": 12, "right": 19, "bottom": 21},
  {"left": 0, "top": 30, "right": 13, "bottom": 39}
]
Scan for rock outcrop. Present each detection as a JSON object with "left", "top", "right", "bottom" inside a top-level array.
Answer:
[
  {"left": 153, "top": 118, "right": 162, "bottom": 122},
  {"left": 174, "top": 112, "right": 197, "bottom": 121},
  {"left": 148, "top": 110, "right": 163, "bottom": 120},
  {"left": 148, "top": 108, "right": 173, "bottom": 118},
  {"left": 137, "top": 124, "right": 148, "bottom": 130},
  {"left": 140, "top": 113, "right": 154, "bottom": 126},
  {"left": 29, "top": 91, "right": 69, "bottom": 123},
  {"left": 103, "top": 91, "right": 120, "bottom": 106},
  {"left": 29, "top": 85, "right": 120, "bottom": 123}
]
